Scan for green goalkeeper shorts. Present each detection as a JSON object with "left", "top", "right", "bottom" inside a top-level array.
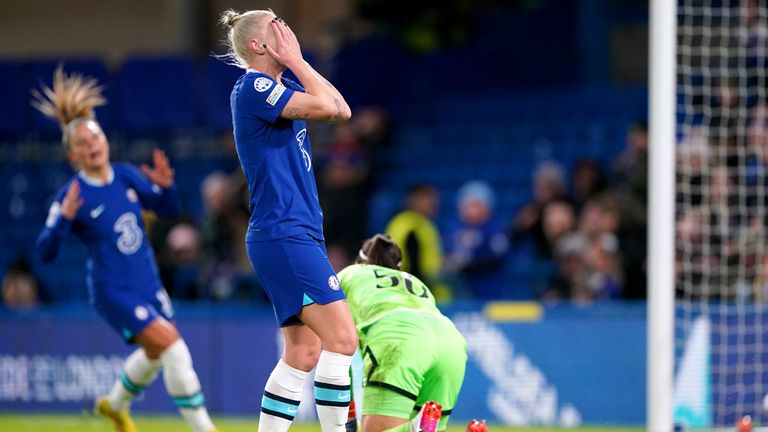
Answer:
[{"left": 361, "top": 311, "right": 467, "bottom": 431}]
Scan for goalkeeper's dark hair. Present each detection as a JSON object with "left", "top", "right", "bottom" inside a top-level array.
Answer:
[{"left": 355, "top": 234, "right": 402, "bottom": 270}]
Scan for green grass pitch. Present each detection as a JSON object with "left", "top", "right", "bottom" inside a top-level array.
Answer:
[{"left": 0, "top": 414, "right": 643, "bottom": 432}]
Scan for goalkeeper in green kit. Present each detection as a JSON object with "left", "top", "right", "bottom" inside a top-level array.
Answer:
[{"left": 338, "top": 234, "right": 467, "bottom": 432}]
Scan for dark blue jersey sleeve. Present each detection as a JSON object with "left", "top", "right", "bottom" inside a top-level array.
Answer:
[
  {"left": 36, "top": 184, "right": 74, "bottom": 263},
  {"left": 118, "top": 163, "right": 180, "bottom": 219},
  {"left": 237, "top": 72, "right": 295, "bottom": 124}
]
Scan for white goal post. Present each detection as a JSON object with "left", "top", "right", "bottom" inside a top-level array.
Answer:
[{"left": 648, "top": 0, "right": 677, "bottom": 430}]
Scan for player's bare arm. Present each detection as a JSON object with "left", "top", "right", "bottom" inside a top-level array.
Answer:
[{"left": 264, "top": 19, "right": 351, "bottom": 122}]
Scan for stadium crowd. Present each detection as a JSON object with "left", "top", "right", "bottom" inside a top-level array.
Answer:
[{"left": 1, "top": 116, "right": 652, "bottom": 308}]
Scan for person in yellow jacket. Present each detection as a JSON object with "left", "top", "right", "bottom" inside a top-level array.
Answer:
[{"left": 385, "top": 185, "right": 449, "bottom": 300}]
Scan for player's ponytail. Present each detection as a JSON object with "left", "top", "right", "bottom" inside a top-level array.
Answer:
[
  {"left": 31, "top": 65, "right": 105, "bottom": 147},
  {"left": 356, "top": 234, "right": 402, "bottom": 270},
  {"left": 217, "top": 8, "right": 275, "bottom": 70}
]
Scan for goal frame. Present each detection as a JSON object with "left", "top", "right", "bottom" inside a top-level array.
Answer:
[{"left": 647, "top": 0, "right": 677, "bottom": 430}]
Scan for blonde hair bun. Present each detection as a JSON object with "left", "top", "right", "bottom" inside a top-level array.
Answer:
[{"left": 220, "top": 9, "right": 241, "bottom": 28}]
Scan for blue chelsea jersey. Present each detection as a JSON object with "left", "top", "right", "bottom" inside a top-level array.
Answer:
[
  {"left": 230, "top": 70, "right": 324, "bottom": 242},
  {"left": 37, "top": 163, "right": 179, "bottom": 304}
]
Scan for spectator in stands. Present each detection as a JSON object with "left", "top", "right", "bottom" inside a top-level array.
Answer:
[
  {"left": 198, "top": 171, "right": 255, "bottom": 301},
  {"left": 743, "top": 0, "right": 768, "bottom": 72},
  {"left": 745, "top": 104, "right": 768, "bottom": 212},
  {"left": 532, "top": 200, "right": 577, "bottom": 298},
  {"left": 578, "top": 195, "right": 624, "bottom": 299},
  {"left": 675, "top": 207, "right": 706, "bottom": 298},
  {"left": 351, "top": 106, "right": 390, "bottom": 150},
  {"left": 614, "top": 122, "right": 648, "bottom": 227},
  {"left": 163, "top": 223, "right": 203, "bottom": 300},
  {"left": 613, "top": 122, "right": 649, "bottom": 299},
  {"left": 1, "top": 257, "right": 39, "bottom": 310},
  {"left": 705, "top": 166, "right": 743, "bottom": 296},
  {"left": 545, "top": 232, "right": 590, "bottom": 302},
  {"left": 746, "top": 251, "right": 768, "bottom": 301},
  {"left": 319, "top": 123, "right": 370, "bottom": 270},
  {"left": 532, "top": 201, "right": 576, "bottom": 299},
  {"left": 510, "top": 161, "right": 570, "bottom": 258},
  {"left": 571, "top": 158, "right": 606, "bottom": 213},
  {"left": 677, "top": 126, "right": 709, "bottom": 208},
  {"left": 386, "top": 184, "right": 449, "bottom": 299},
  {"left": 542, "top": 195, "right": 623, "bottom": 302},
  {"left": 444, "top": 180, "right": 509, "bottom": 299}
]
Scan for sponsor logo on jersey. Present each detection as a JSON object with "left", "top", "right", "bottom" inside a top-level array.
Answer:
[
  {"left": 134, "top": 305, "right": 149, "bottom": 320},
  {"left": 114, "top": 212, "right": 143, "bottom": 255},
  {"left": 328, "top": 275, "right": 340, "bottom": 291},
  {"left": 90, "top": 204, "right": 105, "bottom": 219},
  {"left": 266, "top": 83, "right": 286, "bottom": 106},
  {"left": 126, "top": 188, "right": 138, "bottom": 203},
  {"left": 253, "top": 76, "right": 273, "bottom": 92}
]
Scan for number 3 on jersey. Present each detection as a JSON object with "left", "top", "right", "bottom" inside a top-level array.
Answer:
[
  {"left": 373, "top": 268, "right": 429, "bottom": 298},
  {"left": 114, "top": 212, "right": 143, "bottom": 255}
]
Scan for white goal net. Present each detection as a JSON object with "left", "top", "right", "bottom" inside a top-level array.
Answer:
[{"left": 675, "top": 0, "right": 768, "bottom": 427}]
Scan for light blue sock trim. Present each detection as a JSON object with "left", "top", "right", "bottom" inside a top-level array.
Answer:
[
  {"left": 262, "top": 394, "right": 300, "bottom": 417},
  {"left": 314, "top": 386, "right": 351, "bottom": 403},
  {"left": 120, "top": 372, "right": 144, "bottom": 395},
  {"left": 172, "top": 392, "right": 205, "bottom": 409}
]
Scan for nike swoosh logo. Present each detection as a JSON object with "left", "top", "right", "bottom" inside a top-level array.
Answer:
[
  {"left": 338, "top": 392, "right": 350, "bottom": 400},
  {"left": 286, "top": 407, "right": 298, "bottom": 414},
  {"left": 90, "top": 204, "right": 105, "bottom": 219}
]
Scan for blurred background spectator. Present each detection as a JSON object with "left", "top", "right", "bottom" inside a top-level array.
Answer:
[
  {"left": 2, "top": 258, "right": 39, "bottom": 310},
  {"left": 385, "top": 184, "right": 449, "bottom": 299},
  {"left": 510, "top": 162, "right": 571, "bottom": 260},
  {"left": 319, "top": 117, "right": 374, "bottom": 271},
  {"left": 444, "top": 181, "right": 509, "bottom": 299}
]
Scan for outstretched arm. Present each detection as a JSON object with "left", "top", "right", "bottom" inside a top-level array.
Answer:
[
  {"left": 133, "top": 149, "right": 180, "bottom": 219},
  {"left": 265, "top": 19, "right": 351, "bottom": 123},
  {"left": 37, "top": 181, "right": 82, "bottom": 262}
]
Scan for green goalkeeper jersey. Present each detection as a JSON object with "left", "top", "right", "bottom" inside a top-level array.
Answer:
[{"left": 338, "top": 264, "right": 447, "bottom": 347}]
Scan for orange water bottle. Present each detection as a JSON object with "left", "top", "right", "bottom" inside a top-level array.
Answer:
[{"left": 418, "top": 401, "right": 442, "bottom": 432}]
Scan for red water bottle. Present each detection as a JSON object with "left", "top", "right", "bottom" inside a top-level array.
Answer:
[
  {"left": 345, "top": 400, "right": 358, "bottom": 432},
  {"left": 466, "top": 419, "right": 488, "bottom": 432},
  {"left": 418, "top": 401, "right": 442, "bottom": 432}
]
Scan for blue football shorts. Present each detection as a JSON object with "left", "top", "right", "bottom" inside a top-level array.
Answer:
[
  {"left": 94, "top": 285, "right": 175, "bottom": 342},
  {"left": 246, "top": 233, "right": 346, "bottom": 327}
]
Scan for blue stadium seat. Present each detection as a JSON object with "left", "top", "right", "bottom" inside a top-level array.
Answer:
[
  {"left": 367, "top": 189, "right": 403, "bottom": 234},
  {"left": 117, "top": 57, "right": 199, "bottom": 134},
  {"left": 203, "top": 57, "right": 243, "bottom": 131},
  {"left": 0, "top": 62, "right": 28, "bottom": 137}
]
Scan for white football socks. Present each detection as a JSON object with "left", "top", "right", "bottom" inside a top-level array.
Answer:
[
  {"left": 160, "top": 339, "right": 215, "bottom": 432},
  {"left": 314, "top": 351, "right": 353, "bottom": 432},
  {"left": 259, "top": 359, "right": 309, "bottom": 432},
  {"left": 107, "top": 348, "right": 162, "bottom": 411}
]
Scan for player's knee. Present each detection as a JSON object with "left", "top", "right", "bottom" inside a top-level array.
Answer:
[
  {"left": 285, "top": 344, "right": 321, "bottom": 371},
  {"left": 137, "top": 318, "right": 180, "bottom": 358},
  {"left": 160, "top": 339, "right": 193, "bottom": 367},
  {"left": 326, "top": 330, "right": 358, "bottom": 356}
]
